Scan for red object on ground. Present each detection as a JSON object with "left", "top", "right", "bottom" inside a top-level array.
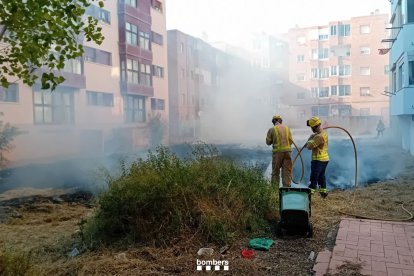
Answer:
[{"left": 241, "top": 249, "right": 255, "bottom": 259}]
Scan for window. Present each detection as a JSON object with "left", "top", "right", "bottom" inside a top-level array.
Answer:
[
  {"left": 297, "top": 36, "right": 306, "bottom": 45},
  {"left": 360, "top": 25, "right": 371, "bottom": 34},
  {"left": 140, "top": 63, "right": 152, "bottom": 86},
  {"left": 152, "top": 65, "right": 164, "bottom": 78},
  {"left": 360, "top": 108, "right": 370, "bottom": 116},
  {"left": 384, "top": 65, "right": 390, "bottom": 74},
  {"left": 339, "top": 65, "right": 351, "bottom": 76},
  {"left": 409, "top": 61, "right": 414, "bottom": 85},
  {"left": 151, "top": 0, "right": 163, "bottom": 12},
  {"left": 360, "top": 47, "right": 371, "bottom": 55},
  {"left": 127, "top": 59, "right": 139, "bottom": 84},
  {"left": 63, "top": 59, "right": 82, "bottom": 74},
  {"left": 409, "top": 0, "right": 414, "bottom": 23},
  {"left": 33, "top": 87, "right": 74, "bottom": 124},
  {"left": 318, "top": 48, "right": 329, "bottom": 59},
  {"left": 312, "top": 106, "right": 329, "bottom": 116},
  {"left": 181, "top": 68, "right": 185, "bottom": 79},
  {"left": 297, "top": 110, "right": 306, "bottom": 118},
  {"left": 297, "top": 74, "right": 305, "bottom": 81},
  {"left": 319, "top": 68, "right": 329, "bottom": 79},
  {"left": 360, "top": 67, "right": 371, "bottom": 76},
  {"left": 338, "top": 105, "right": 352, "bottom": 116},
  {"left": 139, "top": 31, "right": 151, "bottom": 50},
  {"left": 330, "top": 25, "right": 337, "bottom": 36},
  {"left": 331, "top": 66, "right": 337, "bottom": 76},
  {"left": 331, "top": 85, "right": 337, "bottom": 96},
  {"left": 360, "top": 87, "right": 371, "bottom": 96},
  {"left": 392, "top": 69, "right": 397, "bottom": 92},
  {"left": 151, "top": 98, "right": 165, "bottom": 110},
  {"left": 319, "top": 34, "right": 328, "bottom": 40},
  {"left": 297, "top": 92, "right": 305, "bottom": 99},
  {"left": 124, "top": 95, "right": 145, "bottom": 123},
  {"left": 311, "top": 87, "right": 318, "bottom": 98},
  {"left": 338, "top": 24, "right": 350, "bottom": 36},
  {"left": 126, "top": 22, "right": 138, "bottom": 45},
  {"left": 392, "top": 2, "right": 403, "bottom": 37},
  {"left": 85, "top": 4, "right": 110, "bottom": 24},
  {"left": 84, "top": 46, "right": 112, "bottom": 65},
  {"left": 125, "top": 0, "right": 137, "bottom": 8},
  {"left": 311, "top": 68, "right": 318, "bottom": 78},
  {"left": 152, "top": 31, "right": 163, "bottom": 45},
  {"left": 87, "top": 91, "right": 114, "bottom": 107},
  {"left": 319, "top": 87, "right": 329, "bottom": 98},
  {"left": 297, "top": 55, "right": 304, "bottom": 62},
  {"left": 311, "top": 49, "right": 318, "bottom": 60},
  {"left": 0, "top": 84, "right": 18, "bottom": 102},
  {"left": 180, "top": 43, "right": 184, "bottom": 53},
  {"left": 339, "top": 85, "right": 351, "bottom": 96},
  {"left": 398, "top": 63, "right": 404, "bottom": 90}
]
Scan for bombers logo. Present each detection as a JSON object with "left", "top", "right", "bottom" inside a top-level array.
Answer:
[{"left": 196, "top": 259, "right": 229, "bottom": 271}]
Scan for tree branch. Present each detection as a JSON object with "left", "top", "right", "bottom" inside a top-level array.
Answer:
[{"left": 0, "top": 25, "right": 7, "bottom": 41}]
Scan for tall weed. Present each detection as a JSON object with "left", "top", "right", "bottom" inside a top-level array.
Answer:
[{"left": 83, "top": 144, "right": 277, "bottom": 247}]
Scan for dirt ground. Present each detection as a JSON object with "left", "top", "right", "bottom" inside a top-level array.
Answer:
[{"left": 1, "top": 152, "right": 414, "bottom": 275}]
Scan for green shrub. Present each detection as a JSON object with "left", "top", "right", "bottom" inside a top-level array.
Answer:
[
  {"left": 0, "top": 114, "right": 21, "bottom": 168},
  {"left": 82, "top": 144, "right": 278, "bottom": 247},
  {"left": 0, "top": 249, "right": 40, "bottom": 276}
]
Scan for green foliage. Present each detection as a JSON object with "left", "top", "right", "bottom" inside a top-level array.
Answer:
[
  {"left": 0, "top": 113, "right": 21, "bottom": 167},
  {"left": 148, "top": 113, "right": 164, "bottom": 149},
  {"left": 82, "top": 144, "right": 278, "bottom": 247},
  {"left": 0, "top": 0, "right": 104, "bottom": 90}
]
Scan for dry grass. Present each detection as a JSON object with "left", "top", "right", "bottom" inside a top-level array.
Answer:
[
  {"left": 1, "top": 175, "right": 414, "bottom": 275},
  {"left": 326, "top": 260, "right": 364, "bottom": 276}
]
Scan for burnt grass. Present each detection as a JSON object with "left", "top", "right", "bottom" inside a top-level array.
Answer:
[{"left": 0, "top": 140, "right": 413, "bottom": 275}]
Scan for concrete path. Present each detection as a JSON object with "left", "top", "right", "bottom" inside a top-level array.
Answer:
[{"left": 313, "top": 218, "right": 414, "bottom": 276}]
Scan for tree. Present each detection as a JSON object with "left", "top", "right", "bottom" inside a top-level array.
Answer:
[
  {"left": 148, "top": 113, "right": 165, "bottom": 149},
  {"left": 0, "top": 113, "right": 21, "bottom": 168},
  {"left": 0, "top": 0, "right": 104, "bottom": 90}
]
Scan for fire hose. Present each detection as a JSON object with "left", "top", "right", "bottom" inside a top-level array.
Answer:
[{"left": 290, "top": 126, "right": 413, "bottom": 222}]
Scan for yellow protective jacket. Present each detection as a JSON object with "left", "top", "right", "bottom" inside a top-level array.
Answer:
[
  {"left": 266, "top": 123, "right": 293, "bottom": 152},
  {"left": 306, "top": 130, "right": 329, "bottom": 161}
]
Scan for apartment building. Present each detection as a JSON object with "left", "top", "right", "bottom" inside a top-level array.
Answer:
[
  {"left": 0, "top": 0, "right": 168, "bottom": 165},
  {"left": 287, "top": 11, "right": 389, "bottom": 132},
  {"left": 250, "top": 33, "right": 289, "bottom": 79},
  {"left": 168, "top": 30, "right": 309, "bottom": 144},
  {"left": 388, "top": 0, "right": 414, "bottom": 155},
  {"left": 167, "top": 30, "right": 218, "bottom": 144}
]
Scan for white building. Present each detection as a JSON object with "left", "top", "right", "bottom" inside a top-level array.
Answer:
[{"left": 389, "top": 0, "right": 414, "bottom": 155}]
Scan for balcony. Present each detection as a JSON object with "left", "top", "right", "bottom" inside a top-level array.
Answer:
[
  {"left": 390, "top": 23, "right": 414, "bottom": 64},
  {"left": 119, "top": 42, "right": 153, "bottom": 61},
  {"left": 117, "top": 1, "right": 151, "bottom": 25},
  {"left": 36, "top": 59, "right": 86, "bottom": 89},
  {"left": 390, "top": 86, "right": 414, "bottom": 115},
  {"left": 120, "top": 81, "right": 154, "bottom": 97}
]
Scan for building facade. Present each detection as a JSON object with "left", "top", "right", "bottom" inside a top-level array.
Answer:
[
  {"left": 0, "top": 0, "right": 168, "bottom": 165},
  {"left": 389, "top": 0, "right": 414, "bottom": 154},
  {"left": 167, "top": 30, "right": 218, "bottom": 144},
  {"left": 167, "top": 30, "right": 309, "bottom": 145},
  {"left": 249, "top": 33, "right": 289, "bottom": 79},
  {"left": 287, "top": 11, "right": 390, "bottom": 132}
]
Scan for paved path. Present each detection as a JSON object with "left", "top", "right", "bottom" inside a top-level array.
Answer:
[{"left": 313, "top": 218, "right": 414, "bottom": 276}]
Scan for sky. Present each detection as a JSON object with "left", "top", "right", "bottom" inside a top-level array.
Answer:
[{"left": 166, "top": 0, "right": 390, "bottom": 47}]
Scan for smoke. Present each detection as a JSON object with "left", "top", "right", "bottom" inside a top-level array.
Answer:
[
  {"left": 198, "top": 54, "right": 286, "bottom": 145},
  {"left": 264, "top": 137, "right": 408, "bottom": 190}
]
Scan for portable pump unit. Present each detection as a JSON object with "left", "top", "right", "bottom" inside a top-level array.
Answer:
[{"left": 276, "top": 187, "right": 313, "bottom": 238}]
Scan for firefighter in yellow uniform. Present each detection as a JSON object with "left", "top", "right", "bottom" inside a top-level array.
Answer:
[
  {"left": 266, "top": 115, "right": 293, "bottom": 187},
  {"left": 306, "top": 116, "right": 329, "bottom": 198}
]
